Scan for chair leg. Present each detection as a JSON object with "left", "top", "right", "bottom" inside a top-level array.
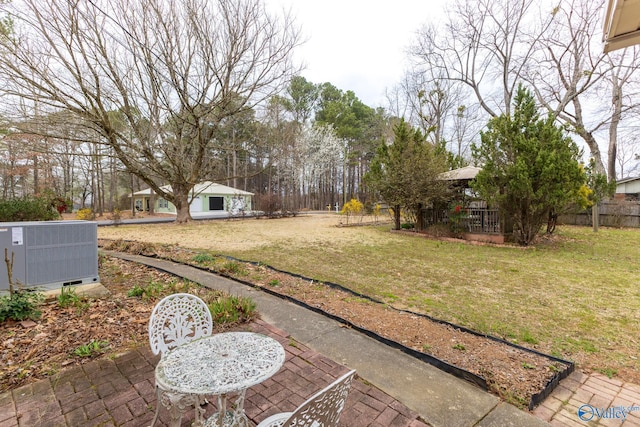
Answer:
[{"left": 150, "top": 386, "right": 162, "bottom": 427}]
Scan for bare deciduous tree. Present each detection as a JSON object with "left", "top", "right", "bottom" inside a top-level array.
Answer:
[
  {"left": 526, "top": 0, "right": 640, "bottom": 181},
  {"left": 411, "top": 0, "right": 553, "bottom": 119},
  {"left": 388, "top": 68, "right": 482, "bottom": 165},
  {"left": 602, "top": 48, "right": 640, "bottom": 181},
  {"left": 526, "top": 0, "right": 611, "bottom": 176},
  {"left": 0, "top": 0, "right": 301, "bottom": 222}
]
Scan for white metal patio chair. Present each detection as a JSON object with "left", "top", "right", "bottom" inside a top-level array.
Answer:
[
  {"left": 256, "top": 369, "right": 356, "bottom": 427},
  {"left": 149, "top": 293, "right": 213, "bottom": 427}
]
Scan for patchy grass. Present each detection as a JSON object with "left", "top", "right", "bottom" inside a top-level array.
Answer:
[{"left": 98, "top": 215, "right": 640, "bottom": 382}]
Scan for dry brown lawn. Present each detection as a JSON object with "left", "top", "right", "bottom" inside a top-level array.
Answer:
[{"left": 98, "top": 213, "right": 387, "bottom": 252}]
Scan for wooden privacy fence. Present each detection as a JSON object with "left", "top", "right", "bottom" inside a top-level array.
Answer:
[{"left": 560, "top": 201, "right": 640, "bottom": 228}]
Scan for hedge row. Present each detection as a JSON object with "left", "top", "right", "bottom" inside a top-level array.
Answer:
[{"left": 0, "top": 196, "right": 61, "bottom": 222}]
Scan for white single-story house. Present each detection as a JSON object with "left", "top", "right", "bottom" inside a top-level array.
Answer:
[
  {"left": 615, "top": 176, "right": 640, "bottom": 200},
  {"left": 132, "top": 181, "right": 254, "bottom": 216}
]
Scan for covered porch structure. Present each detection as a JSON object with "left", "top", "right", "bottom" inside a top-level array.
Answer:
[{"left": 421, "top": 166, "right": 510, "bottom": 243}]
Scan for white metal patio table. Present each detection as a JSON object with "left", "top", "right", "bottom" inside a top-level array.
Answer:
[{"left": 154, "top": 331, "right": 285, "bottom": 427}]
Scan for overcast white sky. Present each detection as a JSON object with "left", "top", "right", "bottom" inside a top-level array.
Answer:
[{"left": 265, "top": 0, "right": 447, "bottom": 108}]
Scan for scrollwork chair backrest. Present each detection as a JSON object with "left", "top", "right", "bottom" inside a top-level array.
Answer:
[
  {"left": 283, "top": 369, "right": 356, "bottom": 427},
  {"left": 148, "top": 293, "right": 213, "bottom": 356}
]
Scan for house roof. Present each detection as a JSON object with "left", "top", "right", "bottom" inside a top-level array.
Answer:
[
  {"left": 192, "top": 181, "right": 254, "bottom": 196},
  {"left": 132, "top": 181, "right": 254, "bottom": 196},
  {"left": 603, "top": 0, "right": 640, "bottom": 52},
  {"left": 132, "top": 185, "right": 170, "bottom": 196},
  {"left": 616, "top": 176, "right": 640, "bottom": 185},
  {"left": 438, "top": 165, "right": 482, "bottom": 181}
]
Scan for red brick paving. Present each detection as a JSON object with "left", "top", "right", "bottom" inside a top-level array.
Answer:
[{"left": 0, "top": 319, "right": 429, "bottom": 427}]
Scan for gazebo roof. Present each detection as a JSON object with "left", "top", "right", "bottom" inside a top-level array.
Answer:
[{"left": 438, "top": 166, "right": 481, "bottom": 181}]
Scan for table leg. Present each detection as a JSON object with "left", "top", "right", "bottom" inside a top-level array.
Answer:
[
  {"left": 214, "top": 394, "right": 228, "bottom": 426},
  {"left": 193, "top": 396, "right": 207, "bottom": 427},
  {"left": 158, "top": 389, "right": 200, "bottom": 427},
  {"left": 204, "top": 391, "right": 249, "bottom": 427},
  {"left": 233, "top": 390, "right": 249, "bottom": 427}
]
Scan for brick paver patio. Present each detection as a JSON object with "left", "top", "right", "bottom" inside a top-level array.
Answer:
[
  {"left": 0, "top": 319, "right": 429, "bottom": 427},
  {"left": 533, "top": 371, "right": 640, "bottom": 426}
]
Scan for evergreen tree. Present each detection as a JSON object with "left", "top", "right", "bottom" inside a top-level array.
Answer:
[
  {"left": 472, "top": 85, "right": 585, "bottom": 245},
  {"left": 366, "top": 120, "right": 448, "bottom": 230}
]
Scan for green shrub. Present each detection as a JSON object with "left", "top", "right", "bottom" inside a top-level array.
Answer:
[
  {"left": 57, "top": 286, "right": 89, "bottom": 312},
  {"left": 126, "top": 280, "right": 166, "bottom": 299},
  {"left": 0, "top": 196, "right": 60, "bottom": 222},
  {"left": 449, "top": 204, "right": 467, "bottom": 235},
  {"left": 0, "top": 291, "right": 44, "bottom": 322},
  {"left": 221, "top": 261, "right": 246, "bottom": 276},
  {"left": 208, "top": 295, "right": 256, "bottom": 324},
  {"left": 127, "top": 284, "right": 145, "bottom": 298},
  {"left": 144, "top": 280, "right": 165, "bottom": 299},
  {"left": 73, "top": 340, "right": 109, "bottom": 357},
  {"left": 192, "top": 253, "right": 214, "bottom": 264}
]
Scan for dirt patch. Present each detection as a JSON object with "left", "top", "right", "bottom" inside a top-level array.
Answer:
[{"left": 99, "top": 239, "right": 571, "bottom": 409}]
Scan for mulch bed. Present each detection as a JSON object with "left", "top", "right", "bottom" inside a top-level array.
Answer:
[{"left": 0, "top": 256, "right": 244, "bottom": 393}]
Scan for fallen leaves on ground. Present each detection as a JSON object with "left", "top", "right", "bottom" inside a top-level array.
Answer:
[{"left": 0, "top": 256, "right": 236, "bottom": 393}]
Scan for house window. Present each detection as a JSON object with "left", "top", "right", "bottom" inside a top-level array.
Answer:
[
  {"left": 158, "top": 198, "right": 168, "bottom": 209},
  {"left": 209, "top": 196, "right": 224, "bottom": 211}
]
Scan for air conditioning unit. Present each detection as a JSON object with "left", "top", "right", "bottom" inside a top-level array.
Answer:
[{"left": 0, "top": 221, "right": 99, "bottom": 292}]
